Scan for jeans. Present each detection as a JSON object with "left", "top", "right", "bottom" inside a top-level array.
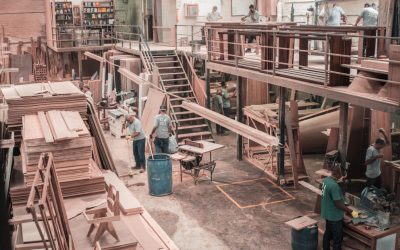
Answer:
[
  {"left": 223, "top": 107, "right": 230, "bottom": 131},
  {"left": 323, "top": 220, "right": 343, "bottom": 250},
  {"left": 154, "top": 137, "right": 169, "bottom": 154},
  {"left": 366, "top": 175, "right": 382, "bottom": 188},
  {"left": 215, "top": 123, "right": 223, "bottom": 134},
  {"left": 133, "top": 139, "right": 146, "bottom": 168}
]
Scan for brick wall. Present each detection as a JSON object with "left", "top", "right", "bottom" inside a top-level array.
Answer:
[{"left": 0, "top": 0, "right": 46, "bottom": 43}]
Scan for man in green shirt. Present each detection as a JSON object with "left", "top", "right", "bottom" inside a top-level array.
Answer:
[
  {"left": 321, "top": 165, "right": 355, "bottom": 250},
  {"left": 221, "top": 81, "right": 231, "bottom": 133}
]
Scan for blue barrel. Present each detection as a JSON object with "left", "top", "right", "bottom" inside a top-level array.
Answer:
[
  {"left": 147, "top": 154, "right": 172, "bottom": 196},
  {"left": 291, "top": 225, "right": 318, "bottom": 250}
]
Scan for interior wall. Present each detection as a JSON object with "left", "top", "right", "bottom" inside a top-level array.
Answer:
[{"left": 0, "top": 0, "right": 46, "bottom": 44}]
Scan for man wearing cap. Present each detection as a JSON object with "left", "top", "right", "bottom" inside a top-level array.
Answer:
[
  {"left": 126, "top": 114, "right": 146, "bottom": 173},
  {"left": 151, "top": 106, "right": 172, "bottom": 154}
]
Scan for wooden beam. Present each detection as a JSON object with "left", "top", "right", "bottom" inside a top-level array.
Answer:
[
  {"left": 84, "top": 51, "right": 106, "bottom": 63},
  {"left": 338, "top": 102, "right": 349, "bottom": 168},
  {"left": 207, "top": 62, "right": 399, "bottom": 113},
  {"left": 181, "top": 101, "right": 279, "bottom": 147}
]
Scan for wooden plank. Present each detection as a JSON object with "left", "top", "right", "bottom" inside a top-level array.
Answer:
[
  {"left": 388, "top": 45, "right": 400, "bottom": 103},
  {"left": 46, "top": 110, "right": 78, "bottom": 141},
  {"left": 38, "top": 112, "right": 54, "bottom": 143},
  {"left": 299, "top": 181, "right": 322, "bottom": 196},
  {"left": 182, "top": 101, "right": 279, "bottom": 147},
  {"left": 103, "top": 171, "right": 143, "bottom": 215},
  {"left": 285, "top": 216, "right": 317, "bottom": 231},
  {"left": 141, "top": 88, "right": 166, "bottom": 136}
]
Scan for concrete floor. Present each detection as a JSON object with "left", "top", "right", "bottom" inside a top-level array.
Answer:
[{"left": 105, "top": 130, "right": 327, "bottom": 250}]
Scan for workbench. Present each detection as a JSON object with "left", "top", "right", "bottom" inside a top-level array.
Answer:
[
  {"left": 171, "top": 140, "right": 224, "bottom": 183},
  {"left": 343, "top": 215, "right": 400, "bottom": 250}
]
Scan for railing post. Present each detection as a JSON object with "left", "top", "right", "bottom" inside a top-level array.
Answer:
[
  {"left": 273, "top": 30, "right": 276, "bottom": 75},
  {"left": 324, "top": 34, "right": 329, "bottom": 87},
  {"left": 207, "top": 28, "right": 212, "bottom": 61},
  {"left": 139, "top": 36, "right": 142, "bottom": 52},
  {"left": 175, "top": 25, "right": 178, "bottom": 50},
  {"left": 234, "top": 30, "right": 239, "bottom": 67}
]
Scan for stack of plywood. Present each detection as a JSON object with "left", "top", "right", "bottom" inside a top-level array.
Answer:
[
  {"left": 10, "top": 110, "right": 104, "bottom": 205},
  {"left": 0, "top": 82, "right": 87, "bottom": 143}
]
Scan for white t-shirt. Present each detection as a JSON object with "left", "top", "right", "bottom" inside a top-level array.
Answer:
[
  {"left": 326, "top": 6, "right": 345, "bottom": 26},
  {"left": 365, "top": 145, "right": 381, "bottom": 178},
  {"left": 360, "top": 7, "right": 378, "bottom": 26},
  {"left": 207, "top": 11, "right": 222, "bottom": 21}
]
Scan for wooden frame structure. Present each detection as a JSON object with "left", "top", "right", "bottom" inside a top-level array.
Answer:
[{"left": 25, "top": 152, "right": 74, "bottom": 250}]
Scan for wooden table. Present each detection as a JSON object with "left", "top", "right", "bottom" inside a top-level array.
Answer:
[
  {"left": 172, "top": 140, "right": 224, "bottom": 183},
  {"left": 343, "top": 215, "right": 400, "bottom": 250}
]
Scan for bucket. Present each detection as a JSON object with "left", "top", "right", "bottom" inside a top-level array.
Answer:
[
  {"left": 291, "top": 225, "right": 318, "bottom": 250},
  {"left": 147, "top": 154, "right": 172, "bottom": 196}
]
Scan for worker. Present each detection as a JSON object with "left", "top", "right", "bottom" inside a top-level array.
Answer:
[
  {"left": 305, "top": 6, "right": 315, "bottom": 25},
  {"left": 207, "top": 6, "right": 222, "bottom": 22},
  {"left": 354, "top": 3, "right": 378, "bottom": 27},
  {"left": 365, "top": 128, "right": 390, "bottom": 188},
  {"left": 242, "top": 4, "right": 260, "bottom": 52},
  {"left": 371, "top": 3, "right": 377, "bottom": 10},
  {"left": 326, "top": 3, "right": 347, "bottom": 26},
  {"left": 321, "top": 165, "right": 358, "bottom": 250},
  {"left": 211, "top": 89, "right": 224, "bottom": 134},
  {"left": 151, "top": 105, "right": 172, "bottom": 154},
  {"left": 221, "top": 81, "right": 231, "bottom": 124},
  {"left": 126, "top": 114, "right": 146, "bottom": 173},
  {"left": 82, "top": 84, "right": 93, "bottom": 102}
]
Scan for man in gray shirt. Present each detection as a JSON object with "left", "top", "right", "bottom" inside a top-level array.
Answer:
[
  {"left": 151, "top": 105, "right": 172, "bottom": 154},
  {"left": 242, "top": 4, "right": 260, "bottom": 52},
  {"left": 207, "top": 6, "right": 222, "bottom": 22},
  {"left": 354, "top": 3, "right": 378, "bottom": 27},
  {"left": 326, "top": 4, "right": 347, "bottom": 26},
  {"left": 365, "top": 128, "right": 390, "bottom": 188},
  {"left": 126, "top": 114, "right": 146, "bottom": 172}
]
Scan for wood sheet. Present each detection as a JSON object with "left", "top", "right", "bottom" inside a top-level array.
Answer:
[{"left": 141, "top": 88, "right": 166, "bottom": 136}]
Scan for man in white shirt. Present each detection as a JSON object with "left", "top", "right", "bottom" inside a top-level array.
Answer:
[
  {"left": 242, "top": 4, "right": 260, "bottom": 52},
  {"left": 365, "top": 128, "right": 390, "bottom": 188},
  {"left": 354, "top": 3, "right": 378, "bottom": 27},
  {"left": 326, "top": 4, "right": 347, "bottom": 26},
  {"left": 207, "top": 6, "right": 222, "bottom": 22}
]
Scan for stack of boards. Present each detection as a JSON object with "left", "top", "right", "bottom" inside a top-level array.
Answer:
[
  {"left": 10, "top": 110, "right": 105, "bottom": 205},
  {"left": 0, "top": 82, "right": 87, "bottom": 144}
]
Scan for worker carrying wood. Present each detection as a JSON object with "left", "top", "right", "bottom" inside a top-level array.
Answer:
[
  {"left": 150, "top": 105, "right": 172, "bottom": 154},
  {"left": 126, "top": 113, "right": 146, "bottom": 173},
  {"left": 365, "top": 128, "right": 390, "bottom": 188},
  {"left": 321, "top": 165, "right": 359, "bottom": 250}
]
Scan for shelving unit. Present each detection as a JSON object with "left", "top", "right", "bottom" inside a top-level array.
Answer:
[
  {"left": 81, "top": 1, "right": 115, "bottom": 46},
  {"left": 82, "top": 1, "right": 114, "bottom": 26},
  {"left": 54, "top": 1, "right": 73, "bottom": 26}
]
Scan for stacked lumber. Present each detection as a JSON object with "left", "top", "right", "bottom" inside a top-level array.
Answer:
[
  {"left": 0, "top": 82, "right": 87, "bottom": 143},
  {"left": 10, "top": 110, "right": 105, "bottom": 204}
]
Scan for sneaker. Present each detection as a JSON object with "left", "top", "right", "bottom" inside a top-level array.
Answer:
[
  {"left": 245, "top": 48, "right": 251, "bottom": 53},
  {"left": 139, "top": 167, "right": 145, "bottom": 173}
]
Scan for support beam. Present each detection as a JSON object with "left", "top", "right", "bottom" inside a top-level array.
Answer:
[
  {"left": 207, "top": 62, "right": 399, "bottom": 113},
  {"left": 181, "top": 101, "right": 279, "bottom": 147},
  {"left": 236, "top": 76, "right": 243, "bottom": 160},
  {"left": 338, "top": 102, "right": 349, "bottom": 169},
  {"left": 278, "top": 87, "right": 286, "bottom": 183}
]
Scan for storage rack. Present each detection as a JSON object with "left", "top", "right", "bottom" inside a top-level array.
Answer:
[
  {"left": 54, "top": 1, "right": 73, "bottom": 26},
  {"left": 82, "top": 1, "right": 115, "bottom": 45}
]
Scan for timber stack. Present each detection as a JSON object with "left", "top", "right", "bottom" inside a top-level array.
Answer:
[
  {"left": 10, "top": 110, "right": 105, "bottom": 205},
  {"left": 0, "top": 82, "right": 87, "bottom": 144}
]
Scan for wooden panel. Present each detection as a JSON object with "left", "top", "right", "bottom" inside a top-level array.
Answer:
[
  {"left": 299, "top": 36, "right": 309, "bottom": 67},
  {"left": 388, "top": 45, "right": 400, "bottom": 102},
  {"left": 261, "top": 32, "right": 274, "bottom": 71},
  {"left": 329, "top": 36, "right": 351, "bottom": 86},
  {"left": 245, "top": 78, "right": 269, "bottom": 105},
  {"left": 278, "top": 36, "right": 290, "bottom": 69},
  {"left": 141, "top": 88, "right": 166, "bottom": 136}
]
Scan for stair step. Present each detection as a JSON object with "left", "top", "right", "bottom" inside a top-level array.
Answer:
[
  {"left": 159, "top": 72, "right": 185, "bottom": 76},
  {"left": 177, "top": 131, "right": 212, "bottom": 139},
  {"left": 178, "top": 124, "right": 209, "bottom": 130},
  {"left": 155, "top": 61, "right": 179, "bottom": 64},
  {"left": 174, "top": 111, "right": 193, "bottom": 116},
  {"left": 164, "top": 84, "right": 190, "bottom": 88},
  {"left": 170, "top": 90, "right": 193, "bottom": 94},
  {"left": 162, "top": 78, "right": 187, "bottom": 82},
  {"left": 171, "top": 96, "right": 196, "bottom": 102},
  {"left": 177, "top": 117, "right": 204, "bottom": 122},
  {"left": 158, "top": 66, "right": 182, "bottom": 69}
]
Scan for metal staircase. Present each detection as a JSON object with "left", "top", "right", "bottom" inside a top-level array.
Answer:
[{"left": 138, "top": 36, "right": 213, "bottom": 142}]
